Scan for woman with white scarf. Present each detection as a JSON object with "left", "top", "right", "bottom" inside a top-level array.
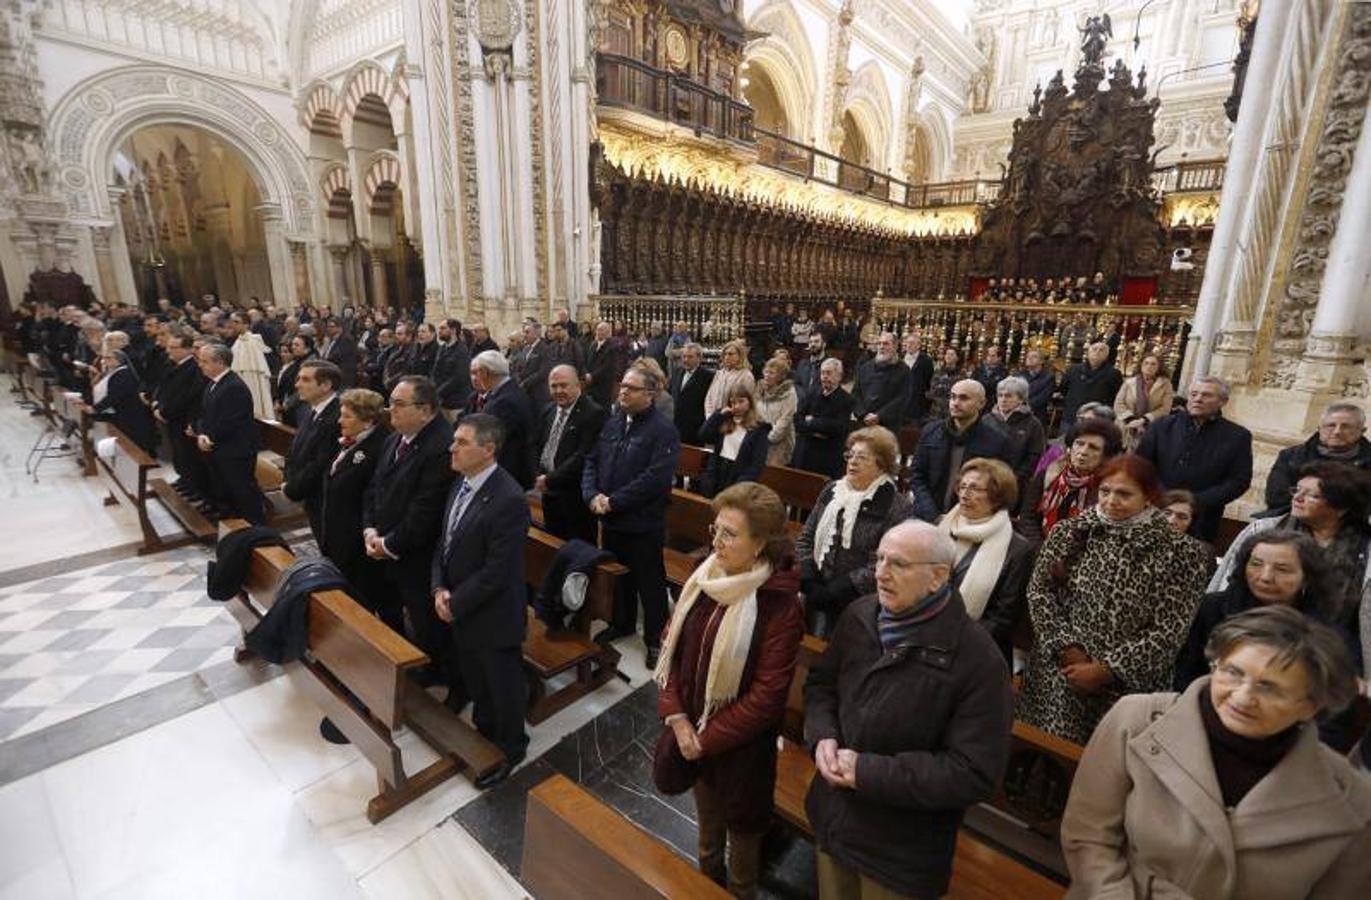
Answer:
[
  {"left": 795, "top": 427, "right": 913, "bottom": 637},
  {"left": 937, "top": 458, "right": 1035, "bottom": 662},
  {"left": 653, "top": 482, "right": 802, "bottom": 899}
]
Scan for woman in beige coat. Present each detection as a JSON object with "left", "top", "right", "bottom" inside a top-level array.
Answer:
[
  {"left": 704, "top": 339, "right": 756, "bottom": 419},
  {"left": 1113, "top": 353, "right": 1173, "bottom": 452},
  {"left": 1061, "top": 606, "right": 1371, "bottom": 899},
  {"left": 756, "top": 357, "right": 797, "bottom": 466}
]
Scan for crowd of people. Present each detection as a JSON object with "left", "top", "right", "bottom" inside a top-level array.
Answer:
[{"left": 11, "top": 293, "right": 1371, "bottom": 899}]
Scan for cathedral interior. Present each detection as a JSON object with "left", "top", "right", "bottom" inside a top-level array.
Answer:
[{"left": 0, "top": 0, "right": 1369, "bottom": 897}]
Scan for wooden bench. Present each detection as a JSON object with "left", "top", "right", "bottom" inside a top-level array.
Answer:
[
  {"left": 522, "top": 773, "right": 730, "bottom": 900},
  {"left": 776, "top": 635, "right": 1067, "bottom": 899},
  {"left": 676, "top": 443, "right": 709, "bottom": 492},
  {"left": 256, "top": 418, "right": 309, "bottom": 527},
  {"left": 91, "top": 422, "right": 213, "bottom": 555},
  {"left": 219, "top": 519, "right": 505, "bottom": 822},
  {"left": 522, "top": 528, "right": 628, "bottom": 723},
  {"left": 664, "top": 487, "right": 714, "bottom": 587},
  {"left": 758, "top": 463, "right": 827, "bottom": 524}
]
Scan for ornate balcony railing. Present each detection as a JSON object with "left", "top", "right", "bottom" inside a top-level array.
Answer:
[
  {"left": 597, "top": 53, "right": 756, "bottom": 144},
  {"left": 1151, "top": 158, "right": 1226, "bottom": 194}
]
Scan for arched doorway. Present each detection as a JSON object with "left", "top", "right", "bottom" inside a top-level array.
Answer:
[
  {"left": 742, "top": 64, "right": 790, "bottom": 136},
  {"left": 838, "top": 111, "right": 873, "bottom": 192},
  {"left": 113, "top": 125, "right": 269, "bottom": 307}
]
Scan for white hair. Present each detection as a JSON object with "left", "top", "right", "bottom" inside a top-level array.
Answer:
[
  {"left": 885, "top": 520, "right": 957, "bottom": 566},
  {"left": 472, "top": 349, "right": 509, "bottom": 377}
]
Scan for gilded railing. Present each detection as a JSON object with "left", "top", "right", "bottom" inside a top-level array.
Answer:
[
  {"left": 592, "top": 293, "right": 747, "bottom": 348},
  {"left": 872, "top": 298, "right": 1195, "bottom": 376}
]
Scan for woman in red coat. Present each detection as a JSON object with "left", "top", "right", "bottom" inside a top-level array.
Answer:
[{"left": 654, "top": 481, "right": 803, "bottom": 898}]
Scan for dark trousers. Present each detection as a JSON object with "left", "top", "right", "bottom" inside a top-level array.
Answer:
[
  {"left": 387, "top": 560, "right": 452, "bottom": 681},
  {"left": 208, "top": 452, "right": 266, "bottom": 524},
  {"left": 542, "top": 490, "right": 597, "bottom": 545},
  {"left": 603, "top": 526, "right": 669, "bottom": 649},
  {"left": 456, "top": 644, "right": 527, "bottom": 758},
  {"left": 168, "top": 424, "right": 208, "bottom": 493}
]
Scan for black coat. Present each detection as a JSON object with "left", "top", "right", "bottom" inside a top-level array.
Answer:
[
  {"left": 429, "top": 466, "right": 530, "bottom": 649},
  {"left": 804, "top": 593, "right": 1012, "bottom": 898},
  {"left": 431, "top": 341, "right": 472, "bottom": 410},
  {"left": 792, "top": 387, "right": 854, "bottom": 478},
  {"left": 153, "top": 356, "right": 205, "bottom": 428},
  {"left": 536, "top": 395, "right": 606, "bottom": 494},
  {"left": 669, "top": 365, "right": 714, "bottom": 445},
  {"left": 903, "top": 351, "right": 935, "bottom": 422},
  {"left": 972, "top": 363, "right": 1008, "bottom": 405},
  {"left": 852, "top": 358, "right": 911, "bottom": 429},
  {"left": 319, "top": 426, "right": 388, "bottom": 582},
  {"left": 275, "top": 358, "right": 307, "bottom": 426},
  {"left": 468, "top": 378, "right": 536, "bottom": 489},
  {"left": 909, "top": 416, "right": 1015, "bottom": 522},
  {"left": 198, "top": 371, "right": 258, "bottom": 459},
  {"left": 1264, "top": 433, "right": 1371, "bottom": 514},
  {"left": 586, "top": 340, "right": 627, "bottom": 407},
  {"left": 1137, "top": 412, "right": 1253, "bottom": 541},
  {"left": 1060, "top": 361, "right": 1123, "bottom": 426},
  {"left": 363, "top": 415, "right": 455, "bottom": 564},
  {"left": 517, "top": 338, "right": 554, "bottom": 408},
  {"left": 1018, "top": 367, "right": 1057, "bottom": 420},
  {"left": 92, "top": 366, "right": 157, "bottom": 454},
  {"left": 952, "top": 531, "right": 1035, "bottom": 661},
  {"left": 792, "top": 355, "right": 824, "bottom": 402},
  {"left": 582, "top": 405, "right": 680, "bottom": 533},
  {"left": 322, "top": 336, "right": 358, "bottom": 387},
  {"left": 698, "top": 412, "right": 772, "bottom": 495},
  {"left": 283, "top": 396, "right": 342, "bottom": 530}
]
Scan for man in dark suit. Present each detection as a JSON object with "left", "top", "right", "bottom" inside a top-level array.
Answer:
[
  {"left": 282, "top": 360, "right": 343, "bottom": 541},
  {"left": 432, "top": 318, "right": 472, "bottom": 417},
  {"left": 1060, "top": 341, "right": 1123, "bottom": 427},
  {"left": 152, "top": 328, "right": 207, "bottom": 498},
  {"left": 793, "top": 332, "right": 827, "bottom": 401},
  {"left": 516, "top": 320, "right": 553, "bottom": 408},
  {"left": 667, "top": 341, "right": 713, "bottom": 445},
  {"left": 431, "top": 413, "right": 530, "bottom": 786},
  {"left": 470, "top": 323, "right": 498, "bottom": 355},
  {"left": 902, "top": 331, "right": 935, "bottom": 423},
  {"left": 363, "top": 376, "right": 456, "bottom": 679},
  {"left": 585, "top": 320, "right": 626, "bottom": 408},
  {"left": 583, "top": 366, "right": 681, "bottom": 668},
  {"left": 793, "top": 358, "right": 855, "bottom": 478},
  {"left": 191, "top": 342, "right": 266, "bottom": 523},
  {"left": 466, "top": 350, "right": 536, "bottom": 488},
  {"left": 1137, "top": 376, "right": 1253, "bottom": 541},
  {"left": 853, "top": 332, "right": 911, "bottom": 431},
  {"left": 320, "top": 317, "right": 357, "bottom": 387},
  {"left": 536, "top": 365, "right": 607, "bottom": 543}
]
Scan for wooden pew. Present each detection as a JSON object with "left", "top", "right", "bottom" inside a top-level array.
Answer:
[
  {"left": 776, "top": 635, "right": 1067, "bottom": 899},
  {"left": 522, "top": 528, "right": 628, "bottom": 723},
  {"left": 522, "top": 773, "right": 730, "bottom": 900},
  {"left": 664, "top": 487, "right": 714, "bottom": 586},
  {"left": 255, "top": 418, "right": 308, "bottom": 527},
  {"left": 676, "top": 443, "right": 709, "bottom": 491},
  {"left": 219, "top": 519, "right": 504, "bottom": 822},
  {"left": 92, "top": 422, "right": 212, "bottom": 554},
  {"left": 758, "top": 463, "right": 827, "bottom": 523}
]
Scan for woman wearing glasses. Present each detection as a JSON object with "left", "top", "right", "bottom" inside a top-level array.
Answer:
[
  {"left": 1018, "top": 417, "right": 1123, "bottom": 545},
  {"left": 795, "top": 426, "right": 913, "bottom": 637},
  {"left": 936, "top": 458, "right": 1035, "bottom": 663},
  {"left": 1017, "top": 455, "right": 1209, "bottom": 744},
  {"left": 1062, "top": 606, "right": 1370, "bottom": 898},
  {"left": 1211, "top": 461, "right": 1371, "bottom": 637},
  {"left": 653, "top": 482, "right": 802, "bottom": 899}
]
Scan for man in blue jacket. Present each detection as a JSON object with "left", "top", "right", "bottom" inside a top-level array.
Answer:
[
  {"left": 909, "top": 380, "right": 1016, "bottom": 522},
  {"left": 583, "top": 366, "right": 681, "bottom": 668}
]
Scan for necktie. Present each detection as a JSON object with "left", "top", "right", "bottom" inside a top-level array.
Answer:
[
  {"left": 443, "top": 481, "right": 474, "bottom": 560},
  {"left": 542, "top": 406, "right": 569, "bottom": 472},
  {"left": 395, "top": 437, "right": 411, "bottom": 463},
  {"left": 476, "top": 393, "right": 487, "bottom": 411}
]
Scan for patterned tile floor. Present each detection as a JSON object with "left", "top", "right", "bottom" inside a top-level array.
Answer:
[{"left": 0, "top": 529, "right": 317, "bottom": 743}]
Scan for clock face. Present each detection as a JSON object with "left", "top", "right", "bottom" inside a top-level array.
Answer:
[{"left": 665, "top": 28, "right": 688, "bottom": 68}]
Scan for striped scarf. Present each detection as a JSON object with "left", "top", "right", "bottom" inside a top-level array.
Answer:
[{"left": 877, "top": 583, "right": 952, "bottom": 652}]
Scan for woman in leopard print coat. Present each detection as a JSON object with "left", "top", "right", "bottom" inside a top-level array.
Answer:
[{"left": 1017, "top": 457, "right": 1210, "bottom": 745}]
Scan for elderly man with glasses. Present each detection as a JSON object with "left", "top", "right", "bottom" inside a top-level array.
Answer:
[{"left": 1263, "top": 402, "right": 1371, "bottom": 515}]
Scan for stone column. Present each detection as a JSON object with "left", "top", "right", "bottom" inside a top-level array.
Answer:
[
  {"left": 202, "top": 203, "right": 238, "bottom": 301},
  {"left": 90, "top": 224, "right": 121, "bottom": 304},
  {"left": 329, "top": 245, "right": 350, "bottom": 307},
  {"left": 1186, "top": 0, "right": 1294, "bottom": 382},
  {"left": 106, "top": 186, "right": 140, "bottom": 304},
  {"left": 289, "top": 240, "right": 313, "bottom": 308},
  {"left": 1296, "top": 91, "right": 1371, "bottom": 394},
  {"left": 255, "top": 203, "right": 296, "bottom": 309},
  {"left": 369, "top": 248, "right": 389, "bottom": 311}
]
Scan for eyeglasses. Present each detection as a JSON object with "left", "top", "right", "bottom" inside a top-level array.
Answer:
[
  {"left": 619, "top": 383, "right": 649, "bottom": 393},
  {"left": 956, "top": 483, "right": 989, "bottom": 496},
  {"left": 843, "top": 450, "right": 875, "bottom": 463},
  {"left": 389, "top": 399, "right": 418, "bottom": 409},
  {"left": 875, "top": 554, "right": 944, "bottom": 571},
  {"left": 708, "top": 523, "right": 744, "bottom": 545},
  {"left": 1289, "top": 487, "right": 1324, "bottom": 502},
  {"left": 1211, "top": 663, "right": 1308, "bottom": 706}
]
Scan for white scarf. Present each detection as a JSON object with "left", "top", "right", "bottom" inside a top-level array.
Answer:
[
  {"left": 812, "top": 474, "right": 893, "bottom": 568},
  {"left": 653, "top": 553, "right": 773, "bottom": 731},
  {"left": 937, "top": 505, "right": 1013, "bottom": 620}
]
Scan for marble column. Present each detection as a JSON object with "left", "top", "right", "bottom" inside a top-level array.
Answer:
[
  {"left": 202, "top": 204, "right": 237, "bottom": 302},
  {"left": 89, "top": 224, "right": 120, "bottom": 304},
  {"left": 369, "top": 249, "right": 389, "bottom": 311},
  {"left": 106, "top": 187, "right": 140, "bottom": 304},
  {"left": 1296, "top": 92, "right": 1371, "bottom": 393},
  {"left": 329, "top": 246, "right": 350, "bottom": 308},
  {"left": 255, "top": 203, "right": 296, "bottom": 309},
  {"left": 1186, "top": 0, "right": 1294, "bottom": 382},
  {"left": 289, "top": 240, "right": 313, "bottom": 308}
]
